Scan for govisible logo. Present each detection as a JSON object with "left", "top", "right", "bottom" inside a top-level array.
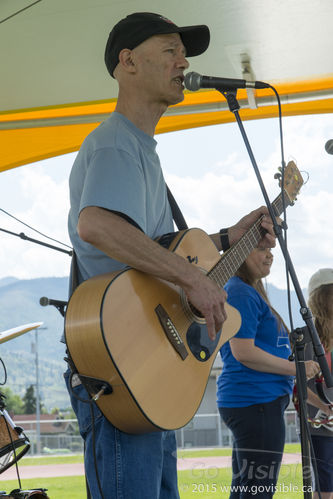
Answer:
[{"left": 187, "top": 255, "right": 198, "bottom": 264}]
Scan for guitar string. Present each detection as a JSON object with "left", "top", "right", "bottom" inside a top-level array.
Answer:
[
  {"left": 162, "top": 209, "right": 270, "bottom": 339},
  {"left": 160, "top": 216, "right": 265, "bottom": 345},
  {"left": 210, "top": 186, "right": 290, "bottom": 288},
  {"left": 109, "top": 172, "right": 301, "bottom": 373},
  {"left": 150, "top": 170, "right": 301, "bottom": 348}
]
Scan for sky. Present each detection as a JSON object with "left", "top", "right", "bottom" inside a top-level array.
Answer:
[{"left": 0, "top": 112, "right": 332, "bottom": 291}]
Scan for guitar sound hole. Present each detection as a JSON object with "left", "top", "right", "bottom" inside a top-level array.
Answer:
[
  {"left": 189, "top": 303, "right": 204, "bottom": 319},
  {"left": 180, "top": 289, "right": 205, "bottom": 324}
]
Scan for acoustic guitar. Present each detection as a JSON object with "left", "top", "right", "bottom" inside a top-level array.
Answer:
[{"left": 65, "top": 161, "right": 303, "bottom": 434}]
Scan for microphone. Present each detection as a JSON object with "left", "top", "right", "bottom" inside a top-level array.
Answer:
[
  {"left": 184, "top": 71, "right": 270, "bottom": 92},
  {"left": 325, "top": 139, "right": 333, "bottom": 155},
  {"left": 39, "top": 296, "right": 67, "bottom": 308}
]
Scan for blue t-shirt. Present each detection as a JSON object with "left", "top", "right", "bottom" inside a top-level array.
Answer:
[
  {"left": 217, "top": 276, "right": 293, "bottom": 407},
  {"left": 68, "top": 112, "right": 174, "bottom": 284}
]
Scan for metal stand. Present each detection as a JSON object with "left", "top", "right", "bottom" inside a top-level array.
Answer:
[
  {"left": 219, "top": 88, "right": 333, "bottom": 498},
  {"left": 290, "top": 327, "right": 313, "bottom": 494},
  {"left": 0, "top": 227, "right": 72, "bottom": 256},
  {"left": 1, "top": 226, "right": 71, "bottom": 316}
]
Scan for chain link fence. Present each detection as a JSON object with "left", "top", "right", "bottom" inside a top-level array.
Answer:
[{"left": 13, "top": 410, "right": 299, "bottom": 456}]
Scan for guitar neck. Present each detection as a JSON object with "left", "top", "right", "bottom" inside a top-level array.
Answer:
[{"left": 208, "top": 191, "right": 289, "bottom": 287}]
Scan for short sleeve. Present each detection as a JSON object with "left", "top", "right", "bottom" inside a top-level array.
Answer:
[
  {"left": 80, "top": 147, "right": 147, "bottom": 232},
  {"left": 228, "top": 292, "right": 261, "bottom": 340}
]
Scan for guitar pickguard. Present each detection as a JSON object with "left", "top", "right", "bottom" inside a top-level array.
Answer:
[{"left": 186, "top": 322, "right": 221, "bottom": 362}]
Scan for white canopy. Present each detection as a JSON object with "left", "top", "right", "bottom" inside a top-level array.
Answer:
[{"left": 1, "top": 0, "right": 332, "bottom": 172}]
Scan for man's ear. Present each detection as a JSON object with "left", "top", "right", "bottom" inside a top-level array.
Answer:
[{"left": 118, "top": 48, "right": 136, "bottom": 74}]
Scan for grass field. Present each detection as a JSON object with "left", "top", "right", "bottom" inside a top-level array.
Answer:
[{"left": 0, "top": 445, "right": 306, "bottom": 498}]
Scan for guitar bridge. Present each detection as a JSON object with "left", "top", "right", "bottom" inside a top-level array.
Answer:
[{"left": 155, "top": 304, "right": 188, "bottom": 360}]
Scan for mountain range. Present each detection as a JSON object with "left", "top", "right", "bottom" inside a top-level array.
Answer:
[
  {"left": 0, "top": 275, "right": 308, "bottom": 412},
  {"left": 0, "top": 276, "right": 69, "bottom": 411}
]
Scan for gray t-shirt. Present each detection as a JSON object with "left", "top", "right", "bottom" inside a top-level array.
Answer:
[{"left": 68, "top": 112, "right": 174, "bottom": 284}]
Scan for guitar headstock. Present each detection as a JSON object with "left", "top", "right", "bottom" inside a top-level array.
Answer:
[{"left": 275, "top": 161, "right": 304, "bottom": 205}]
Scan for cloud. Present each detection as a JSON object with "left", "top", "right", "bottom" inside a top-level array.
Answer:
[
  {"left": 0, "top": 158, "right": 72, "bottom": 279},
  {"left": 162, "top": 114, "right": 333, "bottom": 290},
  {"left": 166, "top": 169, "right": 260, "bottom": 233},
  {"left": 0, "top": 114, "right": 332, "bottom": 292}
]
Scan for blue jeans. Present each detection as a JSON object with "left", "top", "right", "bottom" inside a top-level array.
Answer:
[
  {"left": 64, "top": 370, "right": 179, "bottom": 499},
  {"left": 219, "top": 394, "right": 289, "bottom": 498}
]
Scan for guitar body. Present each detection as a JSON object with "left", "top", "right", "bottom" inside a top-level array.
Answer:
[{"left": 65, "top": 228, "right": 241, "bottom": 434}]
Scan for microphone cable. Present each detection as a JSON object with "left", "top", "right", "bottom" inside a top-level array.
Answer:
[
  {"left": 0, "top": 207, "right": 73, "bottom": 253},
  {"left": 268, "top": 85, "right": 322, "bottom": 499},
  {"left": 266, "top": 85, "right": 295, "bottom": 332}
]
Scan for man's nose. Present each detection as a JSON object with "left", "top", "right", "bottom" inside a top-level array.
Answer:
[{"left": 177, "top": 53, "right": 189, "bottom": 69}]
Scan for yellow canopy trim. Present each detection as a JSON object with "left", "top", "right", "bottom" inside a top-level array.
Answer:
[{"left": 1, "top": 77, "right": 332, "bottom": 172}]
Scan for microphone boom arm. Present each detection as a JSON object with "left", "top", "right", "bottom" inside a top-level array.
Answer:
[{"left": 0, "top": 227, "right": 72, "bottom": 256}]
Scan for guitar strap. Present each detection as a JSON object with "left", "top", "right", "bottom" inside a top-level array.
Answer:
[
  {"left": 70, "top": 250, "right": 79, "bottom": 293},
  {"left": 69, "top": 185, "right": 187, "bottom": 290},
  {"left": 166, "top": 184, "right": 188, "bottom": 230}
]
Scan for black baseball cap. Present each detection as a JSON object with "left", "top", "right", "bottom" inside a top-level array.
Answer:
[{"left": 105, "top": 12, "right": 210, "bottom": 78}]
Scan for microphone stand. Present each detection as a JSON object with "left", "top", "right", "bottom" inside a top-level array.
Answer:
[
  {"left": 1, "top": 226, "right": 72, "bottom": 316},
  {"left": 0, "top": 227, "right": 73, "bottom": 256},
  {"left": 218, "top": 88, "right": 333, "bottom": 498}
]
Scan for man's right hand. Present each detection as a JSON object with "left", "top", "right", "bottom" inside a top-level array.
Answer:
[
  {"left": 78, "top": 208, "right": 228, "bottom": 342},
  {"left": 183, "top": 269, "right": 227, "bottom": 342}
]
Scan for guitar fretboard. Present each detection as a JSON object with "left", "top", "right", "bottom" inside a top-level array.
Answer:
[{"left": 208, "top": 191, "right": 289, "bottom": 288}]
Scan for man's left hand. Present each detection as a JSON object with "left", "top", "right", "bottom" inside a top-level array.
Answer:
[{"left": 228, "top": 206, "right": 277, "bottom": 249}]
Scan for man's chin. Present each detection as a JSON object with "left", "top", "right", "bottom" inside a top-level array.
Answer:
[{"left": 167, "top": 92, "right": 185, "bottom": 107}]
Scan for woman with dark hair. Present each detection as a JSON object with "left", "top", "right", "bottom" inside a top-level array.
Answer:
[
  {"left": 217, "top": 248, "right": 319, "bottom": 498},
  {"left": 305, "top": 268, "right": 333, "bottom": 499}
]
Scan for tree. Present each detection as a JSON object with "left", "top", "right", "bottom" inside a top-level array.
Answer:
[
  {"left": 22, "top": 385, "right": 45, "bottom": 414},
  {"left": 22, "top": 385, "right": 36, "bottom": 414},
  {"left": 0, "top": 386, "right": 24, "bottom": 414}
]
